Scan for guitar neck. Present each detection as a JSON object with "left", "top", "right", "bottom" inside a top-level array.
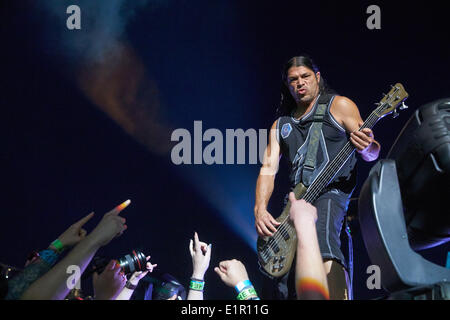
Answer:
[{"left": 302, "top": 110, "right": 381, "bottom": 203}]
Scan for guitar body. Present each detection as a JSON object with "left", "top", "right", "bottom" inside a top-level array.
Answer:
[{"left": 256, "top": 182, "right": 307, "bottom": 278}]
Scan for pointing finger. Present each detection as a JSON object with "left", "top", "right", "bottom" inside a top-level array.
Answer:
[
  {"left": 194, "top": 232, "right": 200, "bottom": 251},
  {"left": 106, "top": 200, "right": 131, "bottom": 216},
  {"left": 73, "top": 212, "right": 95, "bottom": 228}
]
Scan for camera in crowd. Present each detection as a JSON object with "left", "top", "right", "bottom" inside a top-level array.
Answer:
[{"left": 83, "top": 249, "right": 148, "bottom": 279}]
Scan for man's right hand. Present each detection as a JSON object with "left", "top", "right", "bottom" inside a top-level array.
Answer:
[{"left": 255, "top": 208, "right": 281, "bottom": 237}]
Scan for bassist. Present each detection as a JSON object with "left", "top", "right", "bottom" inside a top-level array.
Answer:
[{"left": 254, "top": 56, "right": 380, "bottom": 299}]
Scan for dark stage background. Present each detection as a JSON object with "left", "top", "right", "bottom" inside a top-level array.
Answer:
[{"left": 1, "top": 0, "right": 449, "bottom": 300}]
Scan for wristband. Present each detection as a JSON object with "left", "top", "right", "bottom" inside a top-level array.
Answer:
[
  {"left": 189, "top": 278, "right": 205, "bottom": 291},
  {"left": 125, "top": 281, "right": 138, "bottom": 290},
  {"left": 236, "top": 286, "right": 259, "bottom": 300},
  {"left": 235, "top": 279, "right": 252, "bottom": 293},
  {"left": 50, "top": 239, "right": 65, "bottom": 254},
  {"left": 38, "top": 249, "right": 59, "bottom": 266}
]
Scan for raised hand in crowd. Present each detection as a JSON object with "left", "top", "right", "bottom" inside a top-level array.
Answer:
[
  {"left": 115, "top": 256, "right": 157, "bottom": 300},
  {"left": 288, "top": 192, "right": 329, "bottom": 300},
  {"left": 5, "top": 211, "right": 95, "bottom": 300},
  {"left": 214, "top": 259, "right": 260, "bottom": 300},
  {"left": 19, "top": 200, "right": 131, "bottom": 300},
  {"left": 51, "top": 212, "right": 95, "bottom": 251},
  {"left": 93, "top": 260, "right": 127, "bottom": 300},
  {"left": 187, "top": 232, "right": 211, "bottom": 300},
  {"left": 214, "top": 259, "right": 248, "bottom": 288},
  {"left": 86, "top": 200, "right": 129, "bottom": 247}
]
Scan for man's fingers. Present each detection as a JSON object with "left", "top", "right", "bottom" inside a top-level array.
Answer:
[
  {"left": 256, "top": 224, "right": 263, "bottom": 236},
  {"left": 147, "top": 263, "right": 157, "bottom": 272},
  {"left": 219, "top": 260, "right": 230, "bottom": 270},
  {"left": 263, "top": 216, "right": 278, "bottom": 233},
  {"left": 351, "top": 132, "right": 372, "bottom": 146},
  {"left": 115, "top": 224, "right": 127, "bottom": 238},
  {"left": 214, "top": 267, "right": 226, "bottom": 280},
  {"left": 113, "top": 264, "right": 122, "bottom": 275},
  {"left": 288, "top": 192, "right": 296, "bottom": 204},
  {"left": 267, "top": 221, "right": 278, "bottom": 233},
  {"left": 199, "top": 242, "right": 208, "bottom": 254},
  {"left": 194, "top": 232, "right": 201, "bottom": 251},
  {"left": 350, "top": 136, "right": 365, "bottom": 151},
  {"left": 351, "top": 134, "right": 370, "bottom": 150},
  {"left": 105, "top": 260, "right": 116, "bottom": 271},
  {"left": 106, "top": 199, "right": 131, "bottom": 217},
  {"left": 353, "top": 131, "right": 372, "bottom": 143},
  {"left": 139, "top": 270, "right": 149, "bottom": 279},
  {"left": 258, "top": 221, "right": 274, "bottom": 237},
  {"left": 205, "top": 244, "right": 212, "bottom": 259},
  {"left": 73, "top": 212, "right": 95, "bottom": 228},
  {"left": 361, "top": 128, "right": 374, "bottom": 137},
  {"left": 270, "top": 216, "right": 281, "bottom": 226},
  {"left": 79, "top": 228, "right": 87, "bottom": 238},
  {"left": 189, "top": 239, "right": 194, "bottom": 256}
]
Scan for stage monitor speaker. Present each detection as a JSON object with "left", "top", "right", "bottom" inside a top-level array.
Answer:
[
  {"left": 387, "top": 98, "right": 450, "bottom": 249},
  {"left": 358, "top": 98, "right": 450, "bottom": 294}
]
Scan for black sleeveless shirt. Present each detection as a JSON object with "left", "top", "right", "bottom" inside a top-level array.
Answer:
[{"left": 277, "top": 94, "right": 357, "bottom": 195}]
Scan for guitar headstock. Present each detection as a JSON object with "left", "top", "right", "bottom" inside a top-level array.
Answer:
[{"left": 375, "top": 83, "right": 409, "bottom": 118}]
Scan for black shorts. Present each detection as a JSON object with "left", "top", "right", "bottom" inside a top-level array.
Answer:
[{"left": 312, "top": 188, "right": 350, "bottom": 269}]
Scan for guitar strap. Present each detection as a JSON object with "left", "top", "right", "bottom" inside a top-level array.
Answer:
[
  {"left": 301, "top": 93, "right": 332, "bottom": 187},
  {"left": 301, "top": 93, "right": 355, "bottom": 299}
]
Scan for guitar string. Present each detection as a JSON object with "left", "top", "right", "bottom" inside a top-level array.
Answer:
[{"left": 261, "top": 110, "right": 382, "bottom": 259}]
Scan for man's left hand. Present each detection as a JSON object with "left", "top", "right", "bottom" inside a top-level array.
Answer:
[{"left": 350, "top": 128, "right": 374, "bottom": 152}]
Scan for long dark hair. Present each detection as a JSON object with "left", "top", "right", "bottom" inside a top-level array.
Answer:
[{"left": 276, "top": 55, "right": 335, "bottom": 116}]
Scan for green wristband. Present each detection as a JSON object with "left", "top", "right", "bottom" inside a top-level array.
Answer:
[
  {"left": 189, "top": 279, "right": 205, "bottom": 291},
  {"left": 51, "top": 239, "right": 64, "bottom": 253},
  {"left": 237, "top": 286, "right": 258, "bottom": 300}
]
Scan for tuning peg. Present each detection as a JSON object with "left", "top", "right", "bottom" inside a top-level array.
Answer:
[
  {"left": 399, "top": 102, "right": 408, "bottom": 110},
  {"left": 392, "top": 109, "right": 399, "bottom": 118}
]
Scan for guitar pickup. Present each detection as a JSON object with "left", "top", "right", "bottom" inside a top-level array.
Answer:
[
  {"left": 282, "top": 231, "right": 290, "bottom": 241},
  {"left": 268, "top": 238, "right": 280, "bottom": 253}
]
